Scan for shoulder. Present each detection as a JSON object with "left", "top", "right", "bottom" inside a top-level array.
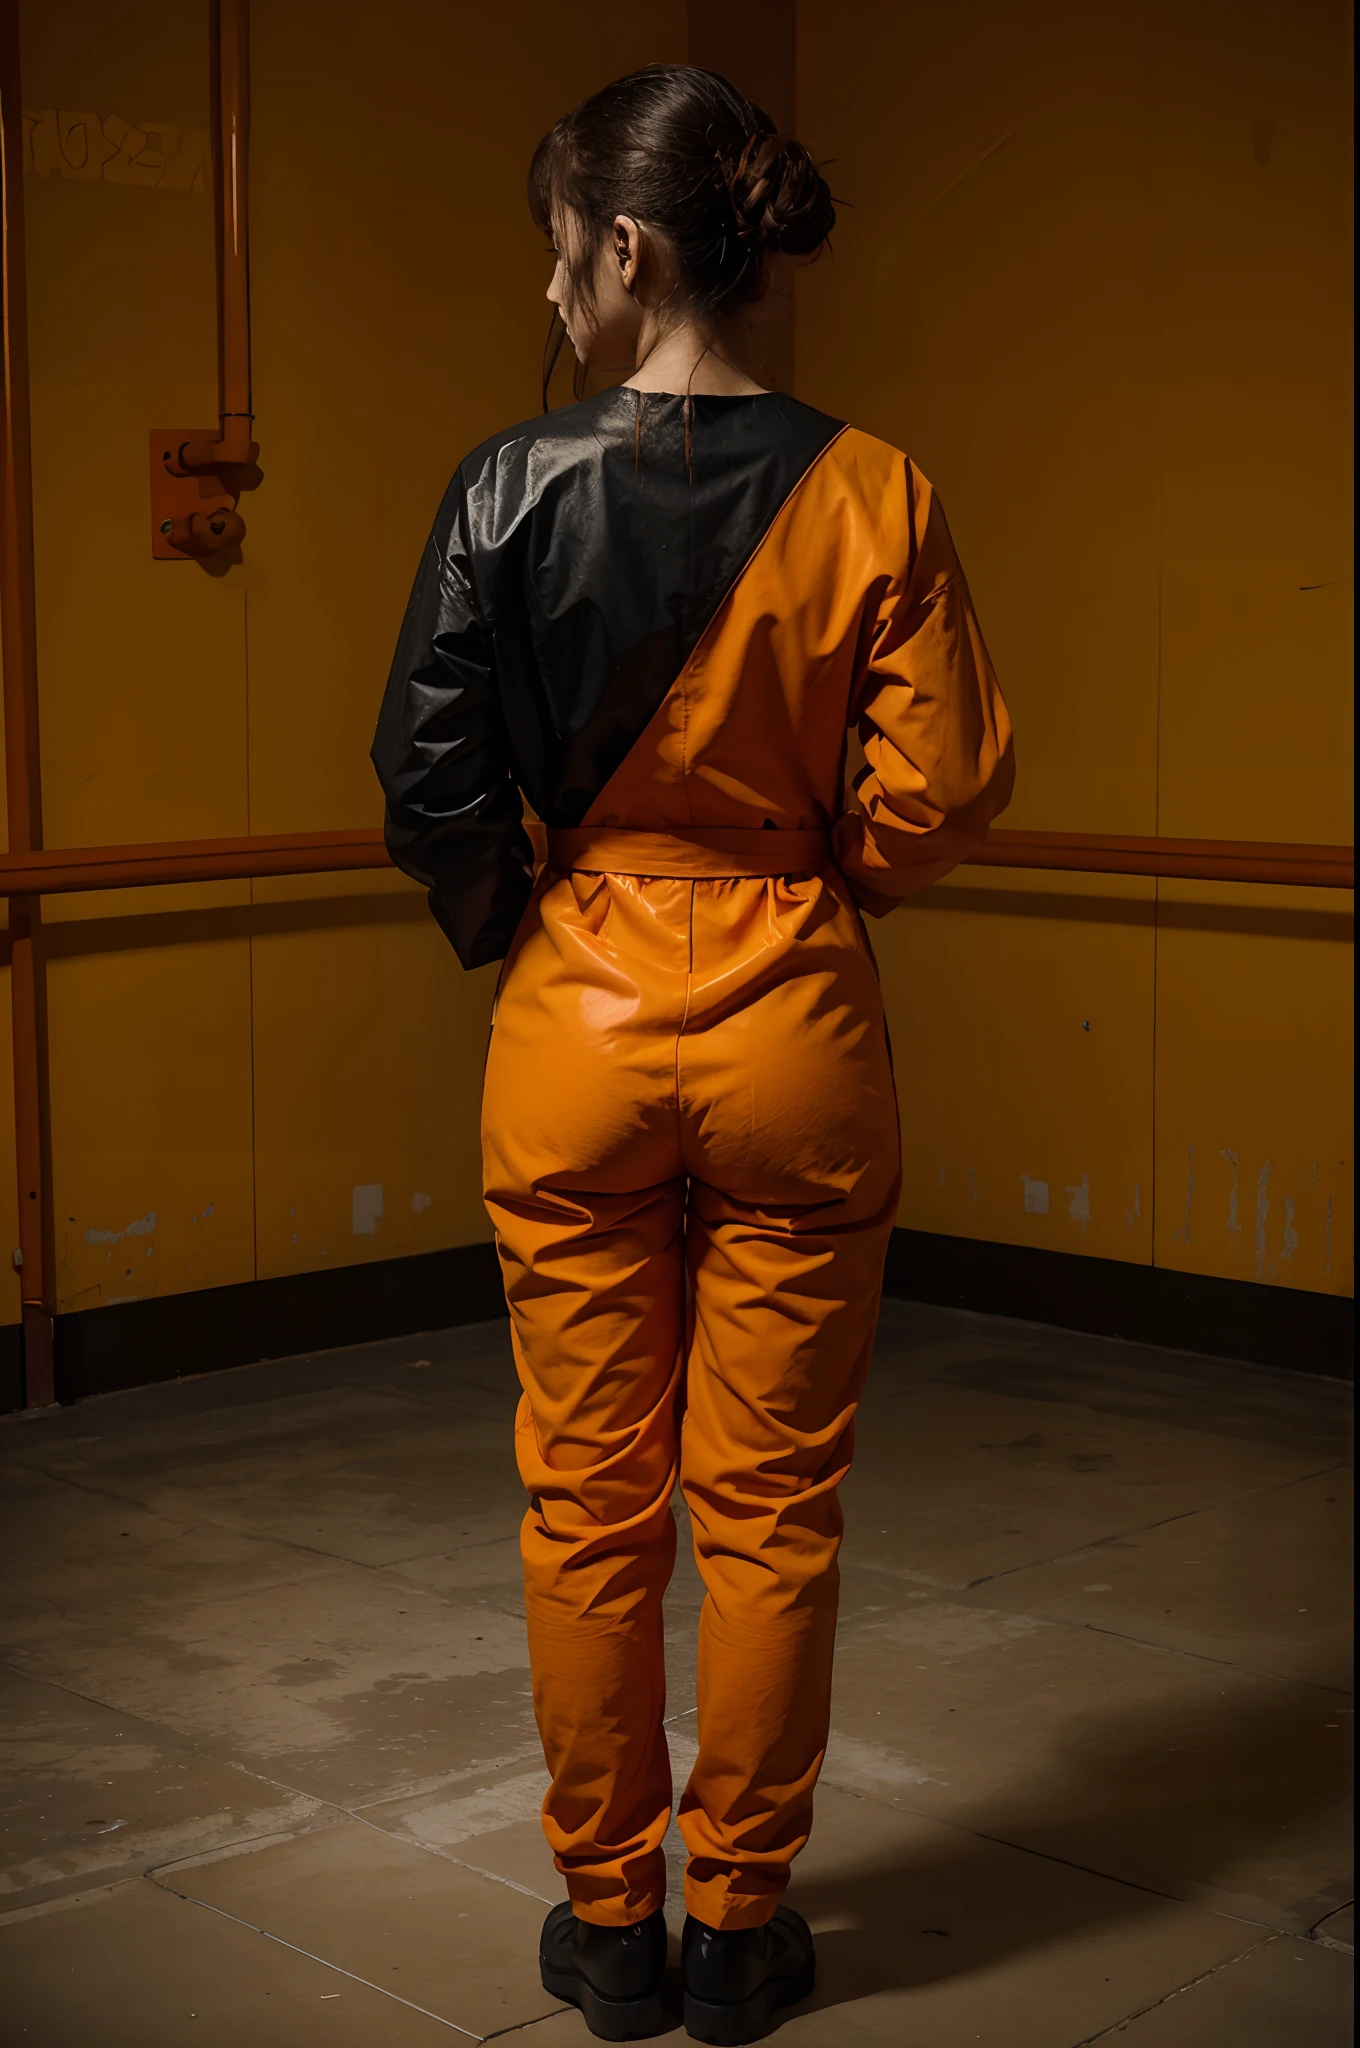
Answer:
[
  {"left": 817, "top": 424, "right": 929, "bottom": 499},
  {"left": 432, "top": 391, "right": 626, "bottom": 558},
  {"left": 811, "top": 426, "right": 944, "bottom": 557},
  {"left": 456, "top": 390, "right": 623, "bottom": 491},
  {"left": 797, "top": 424, "right": 957, "bottom": 587}
]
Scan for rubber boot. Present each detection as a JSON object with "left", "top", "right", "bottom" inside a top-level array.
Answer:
[
  {"left": 681, "top": 1906, "right": 816, "bottom": 2044},
  {"left": 538, "top": 1901, "right": 669, "bottom": 2040}
]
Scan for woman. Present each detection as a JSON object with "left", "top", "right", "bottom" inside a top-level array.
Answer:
[{"left": 373, "top": 64, "right": 1013, "bottom": 2045}]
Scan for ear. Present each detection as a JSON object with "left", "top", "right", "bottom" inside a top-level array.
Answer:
[
  {"left": 748, "top": 253, "right": 774, "bottom": 303},
  {"left": 611, "top": 214, "right": 643, "bottom": 292}
]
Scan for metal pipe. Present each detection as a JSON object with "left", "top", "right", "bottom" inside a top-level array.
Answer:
[
  {"left": 1, "top": 0, "right": 56, "bottom": 1406},
  {"left": 0, "top": 827, "right": 1353, "bottom": 898},
  {"left": 181, "top": 1, "right": 256, "bottom": 471}
]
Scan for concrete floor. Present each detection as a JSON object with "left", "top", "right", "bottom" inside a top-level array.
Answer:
[{"left": 0, "top": 1301, "right": 1352, "bottom": 2045}]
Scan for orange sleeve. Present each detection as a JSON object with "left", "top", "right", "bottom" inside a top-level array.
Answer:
[{"left": 833, "top": 458, "right": 1015, "bottom": 913}]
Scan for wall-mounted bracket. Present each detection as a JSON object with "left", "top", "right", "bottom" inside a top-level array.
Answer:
[
  {"left": 149, "top": 430, "right": 255, "bottom": 558},
  {"left": 150, "top": 2, "right": 258, "bottom": 560}
]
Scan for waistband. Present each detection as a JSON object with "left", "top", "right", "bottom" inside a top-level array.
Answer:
[{"left": 544, "top": 826, "right": 831, "bottom": 879}]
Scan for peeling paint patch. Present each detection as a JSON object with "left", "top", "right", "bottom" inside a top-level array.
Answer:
[
  {"left": 84, "top": 1211, "right": 156, "bottom": 1248},
  {"left": 1280, "top": 1195, "right": 1299, "bottom": 1267},
  {"left": 352, "top": 1183, "right": 384, "bottom": 1238},
  {"left": 412, "top": 1191, "right": 433, "bottom": 1214},
  {"left": 1124, "top": 1183, "right": 1141, "bottom": 1231},
  {"left": 1022, "top": 1176, "right": 1049, "bottom": 1216},
  {"left": 1221, "top": 1148, "right": 1241, "bottom": 1243},
  {"left": 1066, "top": 1175, "right": 1091, "bottom": 1229},
  {"left": 1254, "top": 1161, "right": 1272, "bottom": 1279}
]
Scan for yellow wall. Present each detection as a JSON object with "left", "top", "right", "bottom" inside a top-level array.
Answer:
[
  {"left": 797, "top": 0, "right": 1353, "bottom": 1297},
  {"left": 3, "top": 0, "right": 1352, "bottom": 1340},
  {"left": 9, "top": 0, "right": 685, "bottom": 1326}
]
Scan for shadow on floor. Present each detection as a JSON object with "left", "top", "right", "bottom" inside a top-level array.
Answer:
[{"left": 790, "top": 1682, "right": 1350, "bottom": 2024}]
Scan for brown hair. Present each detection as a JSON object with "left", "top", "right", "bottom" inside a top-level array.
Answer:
[{"left": 530, "top": 64, "right": 835, "bottom": 397}]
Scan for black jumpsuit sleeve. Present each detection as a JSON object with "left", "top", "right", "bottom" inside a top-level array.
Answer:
[{"left": 371, "top": 475, "right": 534, "bottom": 970}]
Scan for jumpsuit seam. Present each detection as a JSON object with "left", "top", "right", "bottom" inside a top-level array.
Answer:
[
  {"left": 670, "top": 426, "right": 849, "bottom": 840},
  {"left": 675, "top": 880, "right": 695, "bottom": 1143}
]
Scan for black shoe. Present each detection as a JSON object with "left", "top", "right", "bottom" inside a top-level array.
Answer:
[
  {"left": 539, "top": 1900, "right": 669, "bottom": 2040},
  {"left": 681, "top": 1906, "right": 815, "bottom": 2044}
]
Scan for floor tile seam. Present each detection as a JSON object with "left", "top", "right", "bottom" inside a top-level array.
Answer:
[
  {"left": 0, "top": 1875, "right": 147, "bottom": 1927},
  {"left": 347, "top": 1750, "right": 547, "bottom": 1813},
  {"left": 338, "top": 1377, "right": 515, "bottom": 1424},
  {"left": 962, "top": 1508, "right": 1202, "bottom": 1590},
  {"left": 0, "top": 1656, "right": 311, "bottom": 1768},
  {"left": 139, "top": 1812, "right": 341, "bottom": 1880},
  {"left": 807, "top": 1775, "right": 1192, "bottom": 1901},
  {"left": 1068, "top": 1931, "right": 1280, "bottom": 2045},
  {"left": 481, "top": 2012, "right": 573, "bottom": 2040},
  {"left": 11, "top": 1468, "right": 168, "bottom": 1520},
  {"left": 288, "top": 1792, "right": 559, "bottom": 1906},
  {"left": 1308, "top": 1897, "right": 1356, "bottom": 1938},
  {"left": 1076, "top": 1619, "right": 1356, "bottom": 1696},
  {"left": 1, "top": 1661, "right": 496, "bottom": 1895},
  {"left": 808, "top": 1775, "right": 1300, "bottom": 1933},
  {"left": 21, "top": 1514, "right": 522, "bottom": 1593},
  {"left": 207, "top": 1756, "right": 560, "bottom": 1906},
  {"left": 11, "top": 1467, "right": 398, "bottom": 1569},
  {"left": 0, "top": 1861, "right": 161, "bottom": 1920},
  {"left": 962, "top": 1458, "right": 1352, "bottom": 1593},
  {"left": 4, "top": 1729, "right": 541, "bottom": 1925},
  {"left": 37, "top": 1490, "right": 521, "bottom": 1582},
  {"left": 213, "top": 1747, "right": 544, "bottom": 1823},
  {"left": 4, "top": 1537, "right": 406, "bottom": 1625},
  {"left": 0, "top": 1726, "right": 337, "bottom": 1907},
  {"left": 145, "top": 1873, "right": 484, "bottom": 2037},
  {"left": 380, "top": 1529, "right": 529, "bottom": 1570}
]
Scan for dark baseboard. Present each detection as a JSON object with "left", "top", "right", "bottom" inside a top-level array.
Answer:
[
  {"left": 883, "top": 1228, "right": 1353, "bottom": 1379},
  {"left": 32, "top": 1242, "right": 507, "bottom": 1408},
  {"left": 0, "top": 1323, "right": 23, "bottom": 1414},
  {"left": 3, "top": 1228, "right": 1349, "bottom": 1414}
]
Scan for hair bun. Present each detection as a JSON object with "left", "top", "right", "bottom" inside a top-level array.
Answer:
[{"left": 727, "top": 132, "right": 835, "bottom": 258}]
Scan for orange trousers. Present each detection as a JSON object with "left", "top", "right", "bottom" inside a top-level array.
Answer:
[{"left": 482, "top": 857, "right": 899, "bottom": 1930}]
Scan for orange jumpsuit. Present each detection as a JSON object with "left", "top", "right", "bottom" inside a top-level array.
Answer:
[{"left": 374, "top": 389, "right": 1013, "bottom": 1934}]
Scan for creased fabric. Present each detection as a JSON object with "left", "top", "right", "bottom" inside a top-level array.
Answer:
[{"left": 374, "top": 392, "right": 1013, "bottom": 1927}]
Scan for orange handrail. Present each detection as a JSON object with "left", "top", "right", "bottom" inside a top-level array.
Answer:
[
  {"left": 967, "top": 829, "right": 1352, "bottom": 890},
  {"left": 1, "top": 826, "right": 1353, "bottom": 897}
]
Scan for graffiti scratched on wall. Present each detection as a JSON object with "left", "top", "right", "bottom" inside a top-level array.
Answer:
[{"left": 23, "top": 109, "right": 210, "bottom": 191}]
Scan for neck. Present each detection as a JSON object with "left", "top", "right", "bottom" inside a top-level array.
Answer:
[{"left": 623, "top": 318, "right": 767, "bottom": 397}]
